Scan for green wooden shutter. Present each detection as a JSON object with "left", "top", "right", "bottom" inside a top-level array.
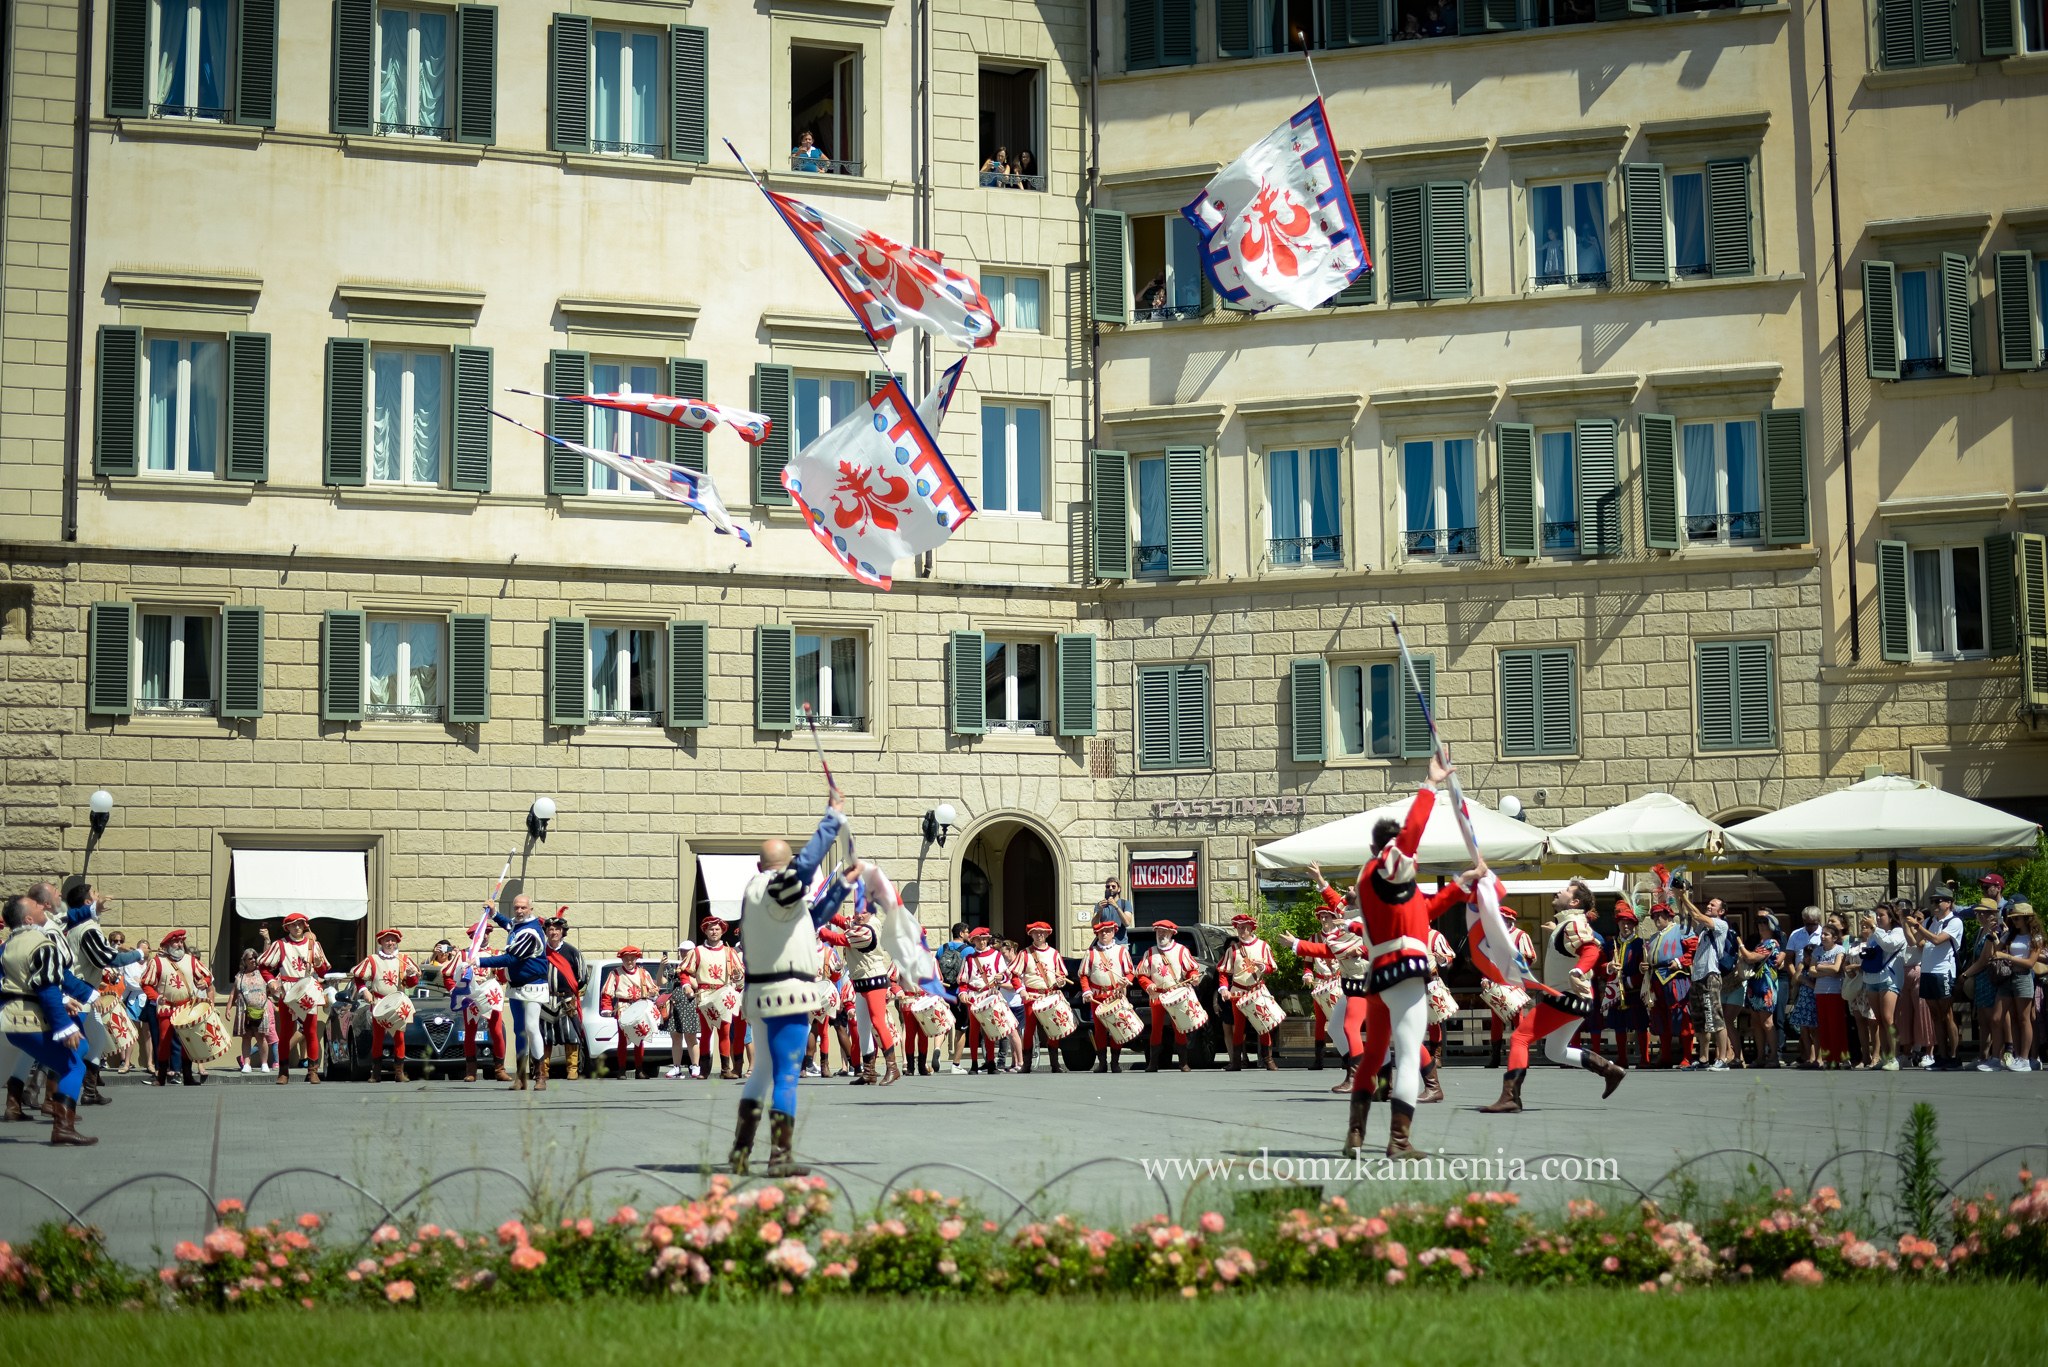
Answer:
[
  {"left": 949, "top": 631, "right": 987, "bottom": 735},
  {"left": 549, "top": 14, "right": 592, "bottom": 153},
  {"left": 1425, "top": 181, "right": 1471, "bottom": 300},
  {"left": 451, "top": 345, "right": 493, "bottom": 491},
  {"left": 1334, "top": 192, "right": 1374, "bottom": 305},
  {"left": 332, "top": 0, "right": 376, "bottom": 134},
  {"left": 1290, "top": 659, "right": 1327, "bottom": 763},
  {"left": 224, "top": 332, "right": 269, "bottom": 482},
  {"left": 1217, "top": 0, "right": 1253, "bottom": 57},
  {"left": 667, "top": 620, "right": 709, "bottom": 728},
  {"left": 1761, "top": 408, "right": 1809, "bottom": 546},
  {"left": 1696, "top": 641, "right": 1736, "bottom": 751},
  {"left": 544, "top": 350, "right": 589, "bottom": 496},
  {"left": 751, "top": 363, "right": 794, "bottom": 505},
  {"left": 1597, "top": 0, "right": 1657, "bottom": 16},
  {"left": 1136, "top": 666, "right": 1174, "bottom": 769},
  {"left": 1092, "top": 449, "right": 1131, "bottom": 579},
  {"left": 1640, "top": 413, "right": 1680, "bottom": 551},
  {"left": 321, "top": 610, "right": 366, "bottom": 722},
  {"left": 1127, "top": 0, "right": 1161, "bottom": 69},
  {"left": 1165, "top": 445, "right": 1209, "bottom": 577},
  {"left": 234, "top": 0, "right": 278, "bottom": 128},
  {"left": 1398, "top": 653, "right": 1435, "bottom": 759},
  {"left": 546, "top": 617, "right": 589, "bottom": 726},
  {"left": 1863, "top": 261, "right": 1901, "bottom": 380},
  {"left": 1538, "top": 648, "right": 1576, "bottom": 755},
  {"left": 1985, "top": 533, "right": 2020, "bottom": 658},
  {"left": 106, "top": 0, "right": 150, "bottom": 118},
  {"left": 754, "top": 625, "right": 795, "bottom": 730},
  {"left": 1090, "top": 210, "right": 1130, "bottom": 324},
  {"left": 1385, "top": 185, "right": 1426, "bottom": 302},
  {"left": 1705, "top": 158, "right": 1752, "bottom": 278},
  {"left": 87, "top": 602, "right": 136, "bottom": 716},
  {"left": 1162, "top": 0, "right": 1198, "bottom": 63},
  {"left": 1995, "top": 251, "right": 2040, "bottom": 371},
  {"left": 1332, "top": 0, "right": 1386, "bottom": 46},
  {"left": 1172, "top": 665, "right": 1210, "bottom": 768},
  {"left": 1877, "top": 540, "right": 1912, "bottom": 662},
  {"left": 1623, "top": 164, "right": 1670, "bottom": 283},
  {"left": 1940, "top": 251, "right": 1974, "bottom": 377},
  {"left": 1496, "top": 423, "right": 1537, "bottom": 559},
  {"left": 448, "top": 613, "right": 491, "bottom": 724},
  {"left": 670, "top": 25, "right": 709, "bottom": 162},
  {"left": 1500, "top": 651, "right": 1538, "bottom": 756},
  {"left": 668, "top": 358, "right": 708, "bottom": 467},
  {"left": 1055, "top": 634, "right": 1098, "bottom": 737},
  {"left": 1734, "top": 639, "right": 1775, "bottom": 749},
  {"left": 1576, "top": 419, "right": 1621, "bottom": 557},
  {"left": 1919, "top": 0, "right": 1960, "bottom": 64},
  {"left": 1982, "top": 0, "right": 2019, "bottom": 56},
  {"left": 867, "top": 371, "right": 906, "bottom": 400},
  {"left": 323, "top": 338, "right": 369, "bottom": 486},
  {"left": 93, "top": 325, "right": 142, "bottom": 477},
  {"left": 1878, "top": 0, "right": 1920, "bottom": 66},
  {"left": 219, "top": 605, "right": 264, "bottom": 719},
  {"left": 1464, "top": 0, "right": 1521, "bottom": 33},
  {"left": 454, "top": 5, "right": 499, "bottom": 144},
  {"left": 2019, "top": 533, "right": 2048, "bottom": 710}
]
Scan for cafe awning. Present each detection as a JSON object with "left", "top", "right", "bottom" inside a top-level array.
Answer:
[{"left": 232, "top": 848, "right": 369, "bottom": 921}]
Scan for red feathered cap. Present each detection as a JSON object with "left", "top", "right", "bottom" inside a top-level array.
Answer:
[{"left": 700, "top": 917, "right": 725, "bottom": 932}]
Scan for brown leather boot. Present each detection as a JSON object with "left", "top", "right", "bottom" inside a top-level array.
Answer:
[
  {"left": 368, "top": 1055, "right": 383, "bottom": 1083},
  {"left": 51, "top": 1098, "right": 97, "bottom": 1147},
  {"left": 490, "top": 1063, "right": 512, "bottom": 1083},
  {"left": 851, "top": 1051, "right": 876, "bottom": 1086},
  {"left": 565, "top": 1044, "right": 581, "bottom": 1080},
  {"left": 1385, "top": 1105, "right": 1416, "bottom": 1158},
  {"left": 1049, "top": 1044, "right": 1066, "bottom": 1074},
  {"left": 1092, "top": 1055, "right": 1107, "bottom": 1074},
  {"left": 275, "top": 1064, "right": 291, "bottom": 1084},
  {"left": 1329, "top": 1057, "right": 1356, "bottom": 1094},
  {"left": 1343, "top": 1091, "right": 1370, "bottom": 1154},
  {"left": 1581, "top": 1049, "right": 1627, "bottom": 1099},
  {"left": 1479, "top": 1069, "right": 1524, "bottom": 1114},
  {"left": 462, "top": 1061, "right": 477, "bottom": 1082},
  {"left": 82, "top": 1066, "right": 111, "bottom": 1106},
  {"left": 1260, "top": 1037, "right": 1280, "bottom": 1072},
  {"left": 5, "top": 1077, "right": 26, "bottom": 1122},
  {"left": 508, "top": 1058, "right": 528, "bottom": 1091},
  {"left": 765, "top": 1110, "right": 805, "bottom": 1177},
  {"left": 613, "top": 1050, "right": 631, "bottom": 1080},
  {"left": 533, "top": 1056, "right": 548, "bottom": 1091},
  {"left": 729, "top": 1098, "right": 763, "bottom": 1174},
  {"left": 1109, "top": 1046, "right": 1122, "bottom": 1073},
  {"left": 1419, "top": 1060, "right": 1445, "bottom": 1103},
  {"left": 878, "top": 1049, "right": 901, "bottom": 1087},
  {"left": 1226, "top": 1039, "right": 1244, "bottom": 1072}
]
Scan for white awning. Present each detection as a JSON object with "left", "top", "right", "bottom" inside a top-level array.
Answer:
[
  {"left": 1498, "top": 871, "right": 1625, "bottom": 896},
  {"left": 699, "top": 854, "right": 760, "bottom": 923},
  {"left": 233, "top": 848, "right": 369, "bottom": 921}
]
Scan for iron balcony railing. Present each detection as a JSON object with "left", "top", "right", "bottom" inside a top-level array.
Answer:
[
  {"left": 1269, "top": 534, "right": 1344, "bottom": 568},
  {"left": 366, "top": 702, "right": 444, "bottom": 722},
  {"left": 1402, "top": 526, "right": 1478, "bottom": 558},
  {"left": 1685, "top": 511, "right": 1763, "bottom": 542},
  {"left": 591, "top": 708, "right": 662, "bottom": 727},
  {"left": 376, "top": 121, "right": 451, "bottom": 140},
  {"left": 136, "top": 697, "right": 216, "bottom": 715}
]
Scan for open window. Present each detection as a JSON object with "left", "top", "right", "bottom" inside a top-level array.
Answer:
[
  {"left": 977, "top": 65, "right": 1044, "bottom": 190},
  {"left": 790, "top": 44, "right": 862, "bottom": 175},
  {"left": 1129, "top": 216, "right": 1206, "bottom": 322}
]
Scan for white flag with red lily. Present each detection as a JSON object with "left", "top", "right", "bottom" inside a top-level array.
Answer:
[
  {"left": 490, "top": 411, "right": 752, "bottom": 546},
  {"left": 766, "top": 192, "right": 1000, "bottom": 350},
  {"left": 781, "top": 360, "right": 972, "bottom": 589},
  {"left": 509, "top": 388, "right": 772, "bottom": 446},
  {"left": 1181, "top": 99, "right": 1368, "bottom": 314}
]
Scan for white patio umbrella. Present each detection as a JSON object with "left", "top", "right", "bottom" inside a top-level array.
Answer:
[
  {"left": 1256, "top": 791, "right": 1551, "bottom": 874},
  {"left": 1547, "top": 792, "right": 1725, "bottom": 871}
]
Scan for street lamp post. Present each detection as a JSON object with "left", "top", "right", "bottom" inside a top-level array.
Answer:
[
  {"left": 527, "top": 796, "right": 557, "bottom": 843},
  {"left": 921, "top": 803, "right": 958, "bottom": 847}
]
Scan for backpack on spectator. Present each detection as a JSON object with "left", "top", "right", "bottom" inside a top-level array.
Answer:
[
  {"left": 937, "top": 943, "right": 964, "bottom": 989},
  {"left": 1715, "top": 924, "right": 1739, "bottom": 976}
]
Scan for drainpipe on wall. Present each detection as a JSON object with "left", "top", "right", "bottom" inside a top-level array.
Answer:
[
  {"left": 61, "top": 1, "right": 96, "bottom": 544},
  {"left": 1817, "top": 0, "right": 1858, "bottom": 663},
  {"left": 1085, "top": 0, "right": 1101, "bottom": 456},
  {"left": 914, "top": 0, "right": 933, "bottom": 578}
]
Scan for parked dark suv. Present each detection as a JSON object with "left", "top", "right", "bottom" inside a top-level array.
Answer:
[{"left": 324, "top": 980, "right": 501, "bottom": 1081}]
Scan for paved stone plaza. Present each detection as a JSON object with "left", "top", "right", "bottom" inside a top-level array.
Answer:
[{"left": 5, "top": 1066, "right": 2044, "bottom": 1264}]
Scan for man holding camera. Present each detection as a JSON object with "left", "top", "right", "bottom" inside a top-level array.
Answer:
[
  {"left": 1905, "top": 887, "right": 1965, "bottom": 1070},
  {"left": 1676, "top": 882, "right": 1734, "bottom": 1072}
]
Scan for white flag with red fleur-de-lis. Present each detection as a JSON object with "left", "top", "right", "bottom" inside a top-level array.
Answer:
[{"left": 1181, "top": 99, "right": 1368, "bottom": 314}]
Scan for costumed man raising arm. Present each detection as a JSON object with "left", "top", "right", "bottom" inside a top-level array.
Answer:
[
  {"left": 1477, "top": 879, "right": 1628, "bottom": 1115},
  {"left": 477, "top": 894, "right": 550, "bottom": 1091}
]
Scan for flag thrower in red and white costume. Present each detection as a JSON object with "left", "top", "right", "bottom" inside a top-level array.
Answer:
[
  {"left": 1218, "top": 915, "right": 1283, "bottom": 1072},
  {"left": 1472, "top": 880, "right": 1628, "bottom": 1115},
  {"left": 1080, "top": 917, "right": 1137, "bottom": 1073},
  {"left": 1299, "top": 887, "right": 1347, "bottom": 1073},
  {"left": 350, "top": 929, "right": 419, "bottom": 1082},
  {"left": 1017, "top": 923, "right": 1073, "bottom": 1074},
  {"left": 1134, "top": 921, "right": 1203, "bottom": 1074},
  {"left": 257, "top": 913, "right": 331, "bottom": 1085}
]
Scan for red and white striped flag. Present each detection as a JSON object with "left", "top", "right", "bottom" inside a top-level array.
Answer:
[
  {"left": 766, "top": 192, "right": 999, "bottom": 350},
  {"left": 510, "top": 388, "right": 771, "bottom": 445}
]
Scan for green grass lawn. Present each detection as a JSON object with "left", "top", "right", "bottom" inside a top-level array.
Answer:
[{"left": 11, "top": 1284, "right": 2045, "bottom": 1364}]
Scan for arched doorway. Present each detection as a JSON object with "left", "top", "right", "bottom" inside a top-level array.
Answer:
[
  {"left": 1000, "top": 828, "right": 1055, "bottom": 946},
  {"left": 956, "top": 816, "right": 1068, "bottom": 950}
]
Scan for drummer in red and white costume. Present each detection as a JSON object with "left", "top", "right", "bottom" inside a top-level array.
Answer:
[
  {"left": 1219, "top": 914, "right": 1281, "bottom": 1072},
  {"left": 257, "top": 913, "right": 331, "bottom": 1085},
  {"left": 1135, "top": 920, "right": 1201, "bottom": 1074},
  {"left": 806, "top": 933, "right": 856, "bottom": 1078},
  {"left": 602, "top": 946, "right": 660, "bottom": 1081},
  {"left": 1081, "top": 915, "right": 1136, "bottom": 1073},
  {"left": 681, "top": 918, "right": 745, "bottom": 1080},
  {"left": 1296, "top": 871, "right": 1372, "bottom": 1093},
  {"left": 456, "top": 924, "right": 510, "bottom": 1084},
  {"left": 956, "top": 927, "right": 1017, "bottom": 1075},
  {"left": 1418, "top": 925, "right": 1457, "bottom": 1103},
  {"left": 1016, "top": 922, "right": 1071, "bottom": 1075},
  {"left": 1476, "top": 879, "right": 1627, "bottom": 1113},
  {"left": 350, "top": 928, "right": 420, "bottom": 1083},
  {"left": 140, "top": 929, "right": 212, "bottom": 1088}
]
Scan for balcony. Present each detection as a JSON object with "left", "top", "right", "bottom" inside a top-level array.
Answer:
[
  {"left": 1533, "top": 271, "right": 1610, "bottom": 289},
  {"left": 1542, "top": 520, "right": 1580, "bottom": 554},
  {"left": 1269, "top": 534, "right": 1344, "bottom": 569},
  {"left": 377, "top": 121, "right": 451, "bottom": 141},
  {"left": 592, "top": 709, "right": 662, "bottom": 727},
  {"left": 136, "top": 696, "right": 216, "bottom": 716},
  {"left": 988, "top": 718, "right": 1050, "bottom": 736},
  {"left": 150, "top": 103, "right": 229, "bottom": 121},
  {"left": 1685, "top": 511, "right": 1763, "bottom": 543},
  {"left": 1134, "top": 542, "right": 1169, "bottom": 575},
  {"left": 593, "top": 138, "right": 664, "bottom": 158},
  {"left": 1403, "top": 526, "right": 1478, "bottom": 559},
  {"left": 366, "top": 702, "right": 444, "bottom": 722}
]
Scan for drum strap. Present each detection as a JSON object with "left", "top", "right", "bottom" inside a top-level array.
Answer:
[{"left": 750, "top": 970, "right": 817, "bottom": 985}]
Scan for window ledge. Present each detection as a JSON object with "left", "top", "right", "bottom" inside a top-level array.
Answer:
[
  {"left": 1819, "top": 657, "right": 2019, "bottom": 685},
  {"left": 340, "top": 135, "right": 485, "bottom": 165},
  {"left": 1864, "top": 63, "right": 1974, "bottom": 91},
  {"left": 335, "top": 487, "right": 484, "bottom": 511},
  {"left": 961, "top": 732, "right": 1067, "bottom": 755},
  {"left": 2016, "top": 368, "right": 2048, "bottom": 388},
  {"left": 111, "top": 118, "right": 263, "bottom": 147},
  {"left": 774, "top": 730, "right": 884, "bottom": 754},
  {"left": 1694, "top": 746, "right": 1781, "bottom": 760},
  {"left": 562, "top": 153, "right": 705, "bottom": 181},
  {"left": 1998, "top": 51, "right": 2048, "bottom": 77},
  {"left": 1318, "top": 755, "right": 1398, "bottom": 771},
  {"left": 555, "top": 494, "right": 721, "bottom": 523},
  {"left": 110, "top": 715, "right": 236, "bottom": 738},
  {"left": 348, "top": 723, "right": 467, "bottom": 744},
  {"left": 568, "top": 726, "right": 685, "bottom": 749},
  {"left": 1875, "top": 373, "right": 1995, "bottom": 397},
  {"left": 99, "top": 477, "right": 255, "bottom": 502},
  {"left": 761, "top": 170, "right": 900, "bottom": 199}
]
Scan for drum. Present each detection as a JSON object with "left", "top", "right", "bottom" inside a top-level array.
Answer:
[
  {"left": 618, "top": 999, "right": 658, "bottom": 1043},
  {"left": 968, "top": 990, "right": 1016, "bottom": 1037},
  {"left": 1029, "top": 992, "right": 1077, "bottom": 1041},
  {"left": 97, "top": 1001, "right": 138, "bottom": 1054},
  {"left": 169, "top": 1000, "right": 232, "bottom": 1064},
  {"left": 1310, "top": 980, "right": 1344, "bottom": 1020},
  {"left": 907, "top": 993, "right": 954, "bottom": 1035},
  {"left": 701, "top": 985, "right": 743, "bottom": 1026},
  {"left": 466, "top": 974, "right": 506, "bottom": 1015},
  {"left": 1158, "top": 985, "right": 1209, "bottom": 1035},
  {"left": 1426, "top": 978, "right": 1459, "bottom": 1025},
  {"left": 1096, "top": 996, "right": 1145, "bottom": 1044},
  {"left": 371, "top": 991, "right": 416, "bottom": 1029},
  {"left": 281, "top": 977, "right": 327, "bottom": 1020},
  {"left": 1240, "top": 985, "right": 1286, "bottom": 1036},
  {"left": 1479, "top": 977, "right": 1529, "bottom": 1021}
]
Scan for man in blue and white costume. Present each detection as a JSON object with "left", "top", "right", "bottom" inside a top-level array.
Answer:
[
  {"left": 1, "top": 893, "right": 98, "bottom": 1145},
  {"left": 479, "top": 893, "right": 550, "bottom": 1092}
]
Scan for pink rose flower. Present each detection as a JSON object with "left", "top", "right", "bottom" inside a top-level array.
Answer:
[
  {"left": 509, "top": 1245, "right": 547, "bottom": 1272},
  {"left": 938, "top": 1220, "right": 964, "bottom": 1242},
  {"left": 1602, "top": 1256, "right": 1621, "bottom": 1272},
  {"left": 1782, "top": 1259, "right": 1824, "bottom": 1286},
  {"left": 650, "top": 1224, "right": 674, "bottom": 1248},
  {"left": 370, "top": 1225, "right": 401, "bottom": 1246},
  {"left": 297, "top": 1213, "right": 322, "bottom": 1231},
  {"left": 575, "top": 1219, "right": 595, "bottom": 1238},
  {"left": 384, "top": 1279, "right": 415, "bottom": 1303},
  {"left": 1199, "top": 1211, "right": 1225, "bottom": 1234},
  {"left": 1385, "top": 1269, "right": 1405, "bottom": 1286},
  {"left": 215, "top": 1199, "right": 245, "bottom": 1217},
  {"left": 202, "top": 1227, "right": 246, "bottom": 1260},
  {"left": 173, "top": 1241, "right": 204, "bottom": 1263},
  {"left": 612, "top": 1206, "right": 640, "bottom": 1227},
  {"left": 757, "top": 1187, "right": 785, "bottom": 1211},
  {"left": 496, "top": 1219, "right": 528, "bottom": 1247},
  {"left": 759, "top": 1221, "right": 784, "bottom": 1245}
]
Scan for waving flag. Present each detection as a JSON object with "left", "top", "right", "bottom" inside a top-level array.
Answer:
[
  {"left": 491, "top": 411, "right": 752, "bottom": 547},
  {"left": 765, "top": 191, "right": 999, "bottom": 350},
  {"left": 1181, "top": 100, "right": 1367, "bottom": 313},
  {"left": 509, "top": 388, "right": 771, "bottom": 445},
  {"left": 781, "top": 359, "right": 972, "bottom": 589}
]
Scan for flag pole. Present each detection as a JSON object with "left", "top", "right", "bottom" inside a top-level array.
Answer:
[
  {"left": 1297, "top": 30, "right": 1327, "bottom": 105},
  {"left": 800, "top": 702, "right": 857, "bottom": 866}
]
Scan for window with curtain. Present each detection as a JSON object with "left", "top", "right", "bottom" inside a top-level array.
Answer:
[
  {"left": 1133, "top": 454, "right": 1169, "bottom": 574},
  {"left": 589, "top": 625, "right": 662, "bottom": 722},
  {"left": 1529, "top": 180, "right": 1608, "bottom": 287},
  {"left": 795, "top": 374, "right": 860, "bottom": 453},
  {"left": 593, "top": 27, "right": 662, "bottom": 155},
  {"left": 144, "top": 335, "right": 223, "bottom": 476},
  {"left": 795, "top": 632, "right": 865, "bottom": 728},
  {"left": 982, "top": 273, "right": 1045, "bottom": 332},
  {"left": 1679, "top": 419, "right": 1762, "bottom": 544},
  {"left": 1332, "top": 660, "right": 1397, "bottom": 759},
  {"left": 1908, "top": 545, "right": 1987, "bottom": 659},
  {"left": 1539, "top": 430, "right": 1577, "bottom": 553},
  {"left": 983, "top": 639, "right": 1046, "bottom": 734},
  {"left": 377, "top": 6, "right": 449, "bottom": 137},
  {"left": 150, "top": 0, "right": 230, "bottom": 119},
  {"left": 1401, "top": 438, "right": 1476, "bottom": 558},
  {"left": 589, "top": 361, "right": 661, "bottom": 495},
  {"left": 367, "top": 618, "right": 444, "bottom": 720},
  {"left": 370, "top": 348, "right": 446, "bottom": 486},
  {"left": 1897, "top": 267, "right": 1942, "bottom": 372},
  {"left": 1266, "top": 446, "right": 1343, "bottom": 567},
  {"left": 1132, "top": 217, "right": 1205, "bottom": 321},
  {"left": 1669, "top": 171, "right": 1708, "bottom": 277},
  {"left": 980, "top": 403, "right": 1046, "bottom": 515},
  {"left": 138, "top": 612, "right": 215, "bottom": 713}
]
